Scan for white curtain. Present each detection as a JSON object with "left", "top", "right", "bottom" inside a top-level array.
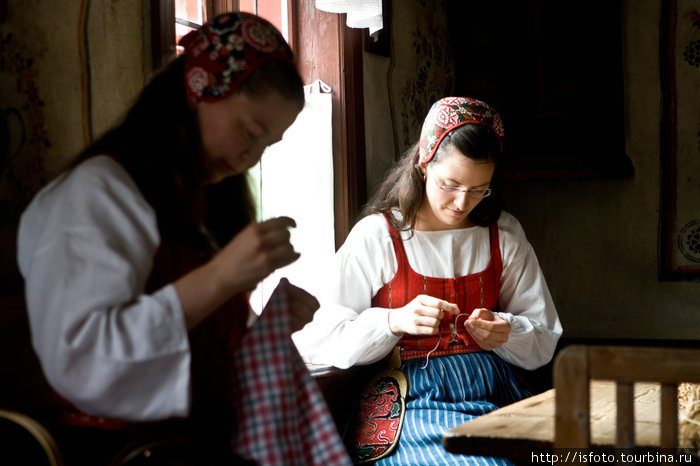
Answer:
[
  {"left": 249, "top": 80, "right": 335, "bottom": 315},
  {"left": 315, "top": 0, "right": 383, "bottom": 35}
]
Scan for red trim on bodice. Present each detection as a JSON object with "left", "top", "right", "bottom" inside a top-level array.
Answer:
[{"left": 371, "top": 213, "right": 503, "bottom": 361}]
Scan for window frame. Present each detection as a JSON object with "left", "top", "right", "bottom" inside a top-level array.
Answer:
[{"left": 151, "top": 0, "right": 366, "bottom": 249}]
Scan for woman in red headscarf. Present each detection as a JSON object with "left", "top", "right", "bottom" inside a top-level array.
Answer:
[
  {"left": 17, "top": 12, "right": 349, "bottom": 466},
  {"left": 294, "top": 97, "right": 563, "bottom": 465}
]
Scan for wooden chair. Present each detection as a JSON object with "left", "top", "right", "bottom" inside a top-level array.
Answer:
[
  {"left": 0, "top": 408, "right": 64, "bottom": 466},
  {"left": 553, "top": 344, "right": 700, "bottom": 450}
]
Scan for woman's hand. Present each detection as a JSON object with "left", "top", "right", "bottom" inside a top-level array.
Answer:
[
  {"left": 388, "top": 294, "right": 459, "bottom": 337},
  {"left": 213, "top": 216, "right": 300, "bottom": 293},
  {"left": 281, "top": 279, "right": 319, "bottom": 333},
  {"left": 464, "top": 308, "right": 510, "bottom": 350},
  {"left": 175, "top": 216, "right": 300, "bottom": 329}
]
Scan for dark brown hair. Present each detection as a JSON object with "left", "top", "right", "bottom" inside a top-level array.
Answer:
[
  {"left": 362, "top": 123, "right": 503, "bottom": 232},
  {"left": 75, "top": 54, "right": 304, "bottom": 248}
]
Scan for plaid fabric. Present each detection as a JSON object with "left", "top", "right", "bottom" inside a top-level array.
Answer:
[{"left": 229, "top": 281, "right": 352, "bottom": 466}]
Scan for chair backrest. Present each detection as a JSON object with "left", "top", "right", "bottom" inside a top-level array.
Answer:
[
  {"left": 0, "top": 409, "right": 63, "bottom": 466},
  {"left": 553, "top": 344, "right": 700, "bottom": 449}
]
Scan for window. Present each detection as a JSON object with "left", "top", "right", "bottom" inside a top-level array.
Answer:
[
  {"left": 155, "top": 1, "right": 293, "bottom": 64},
  {"left": 174, "top": 0, "right": 204, "bottom": 53},
  {"left": 174, "top": 0, "right": 289, "bottom": 49},
  {"left": 151, "top": 0, "right": 367, "bottom": 307},
  {"left": 248, "top": 81, "right": 335, "bottom": 310}
]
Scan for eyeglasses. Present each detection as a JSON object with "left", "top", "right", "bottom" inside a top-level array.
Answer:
[{"left": 429, "top": 173, "right": 492, "bottom": 199}]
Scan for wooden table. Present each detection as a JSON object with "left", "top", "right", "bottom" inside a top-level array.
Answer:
[{"left": 442, "top": 381, "right": 694, "bottom": 464}]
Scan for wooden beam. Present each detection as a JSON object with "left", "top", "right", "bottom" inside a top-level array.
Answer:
[
  {"left": 616, "top": 381, "right": 634, "bottom": 448},
  {"left": 151, "top": 0, "right": 175, "bottom": 71},
  {"left": 554, "top": 345, "right": 590, "bottom": 448}
]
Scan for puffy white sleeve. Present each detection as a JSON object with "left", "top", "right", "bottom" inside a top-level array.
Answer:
[
  {"left": 17, "top": 156, "right": 191, "bottom": 421},
  {"left": 292, "top": 215, "right": 401, "bottom": 368},
  {"left": 492, "top": 213, "right": 563, "bottom": 370}
]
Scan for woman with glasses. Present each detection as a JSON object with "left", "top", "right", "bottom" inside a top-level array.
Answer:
[{"left": 294, "top": 97, "right": 562, "bottom": 465}]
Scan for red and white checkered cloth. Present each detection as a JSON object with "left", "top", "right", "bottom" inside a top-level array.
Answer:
[{"left": 228, "top": 280, "right": 352, "bottom": 466}]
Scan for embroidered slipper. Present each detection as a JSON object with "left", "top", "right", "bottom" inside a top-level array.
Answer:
[{"left": 343, "top": 348, "right": 408, "bottom": 463}]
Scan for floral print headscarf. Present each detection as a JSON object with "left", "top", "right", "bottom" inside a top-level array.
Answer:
[
  {"left": 418, "top": 97, "right": 504, "bottom": 164},
  {"left": 179, "top": 12, "right": 295, "bottom": 102}
]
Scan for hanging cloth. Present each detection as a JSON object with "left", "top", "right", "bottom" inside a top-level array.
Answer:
[{"left": 315, "top": 0, "right": 383, "bottom": 35}]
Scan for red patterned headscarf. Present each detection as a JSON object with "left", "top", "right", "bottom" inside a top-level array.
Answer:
[
  {"left": 418, "top": 97, "right": 504, "bottom": 164},
  {"left": 179, "top": 12, "right": 295, "bottom": 102}
]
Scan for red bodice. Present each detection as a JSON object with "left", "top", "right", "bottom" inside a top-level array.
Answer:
[{"left": 371, "top": 213, "right": 503, "bottom": 361}]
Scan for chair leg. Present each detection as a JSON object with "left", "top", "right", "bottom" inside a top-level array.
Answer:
[
  {"left": 616, "top": 381, "right": 634, "bottom": 448},
  {"left": 661, "top": 384, "right": 679, "bottom": 448}
]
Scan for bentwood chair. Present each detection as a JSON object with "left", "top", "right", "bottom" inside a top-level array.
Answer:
[{"left": 0, "top": 408, "right": 64, "bottom": 466}]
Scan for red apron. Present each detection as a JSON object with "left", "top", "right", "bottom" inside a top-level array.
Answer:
[{"left": 371, "top": 213, "right": 503, "bottom": 361}]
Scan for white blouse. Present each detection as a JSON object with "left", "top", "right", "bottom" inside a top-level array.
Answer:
[
  {"left": 17, "top": 156, "right": 191, "bottom": 421},
  {"left": 293, "top": 211, "right": 562, "bottom": 370}
]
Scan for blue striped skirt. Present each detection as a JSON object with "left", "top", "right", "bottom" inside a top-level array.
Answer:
[{"left": 375, "top": 352, "right": 530, "bottom": 466}]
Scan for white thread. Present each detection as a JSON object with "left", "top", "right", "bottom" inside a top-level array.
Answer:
[
  {"left": 452, "top": 313, "right": 469, "bottom": 341},
  {"left": 421, "top": 312, "right": 469, "bottom": 369},
  {"left": 421, "top": 333, "right": 443, "bottom": 370}
]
